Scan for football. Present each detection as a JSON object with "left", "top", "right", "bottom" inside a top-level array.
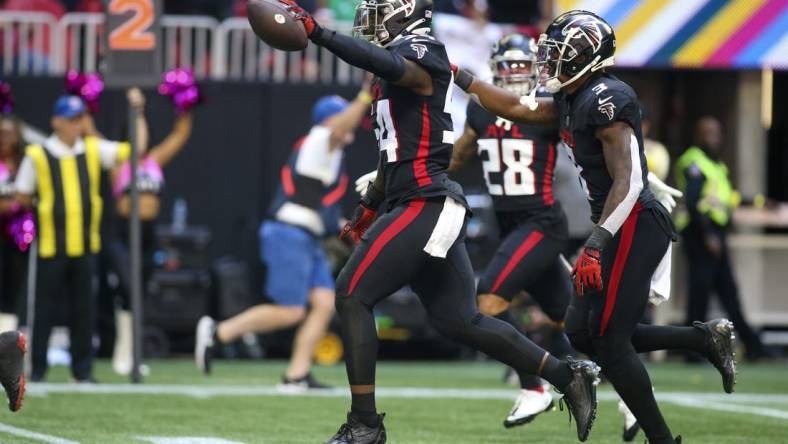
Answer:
[{"left": 247, "top": 0, "right": 308, "bottom": 52}]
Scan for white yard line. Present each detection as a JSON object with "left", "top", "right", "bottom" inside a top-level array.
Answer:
[
  {"left": 27, "top": 382, "right": 788, "bottom": 407},
  {"left": 0, "top": 422, "right": 80, "bottom": 444}
]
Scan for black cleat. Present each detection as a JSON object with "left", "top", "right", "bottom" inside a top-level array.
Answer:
[
  {"left": 622, "top": 422, "right": 640, "bottom": 441},
  {"left": 325, "top": 412, "right": 386, "bottom": 444},
  {"left": 558, "top": 359, "right": 600, "bottom": 442},
  {"left": 694, "top": 319, "right": 736, "bottom": 393},
  {"left": 0, "top": 331, "right": 26, "bottom": 412},
  {"left": 195, "top": 316, "right": 217, "bottom": 375}
]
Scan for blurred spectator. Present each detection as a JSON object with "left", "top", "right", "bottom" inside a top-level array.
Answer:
[
  {"left": 477, "top": 0, "right": 554, "bottom": 37},
  {"left": 194, "top": 83, "right": 372, "bottom": 389},
  {"left": 89, "top": 90, "right": 193, "bottom": 376},
  {"left": 2, "top": 0, "right": 65, "bottom": 17},
  {"left": 0, "top": 114, "right": 30, "bottom": 333},
  {"left": 14, "top": 94, "right": 140, "bottom": 382},
  {"left": 674, "top": 116, "right": 765, "bottom": 361}
]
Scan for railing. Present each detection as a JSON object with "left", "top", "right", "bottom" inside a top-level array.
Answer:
[
  {"left": 0, "top": 12, "right": 57, "bottom": 76},
  {"left": 0, "top": 11, "right": 362, "bottom": 84}
]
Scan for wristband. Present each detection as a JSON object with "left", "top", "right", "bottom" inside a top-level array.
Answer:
[
  {"left": 454, "top": 68, "right": 474, "bottom": 92},
  {"left": 362, "top": 182, "right": 385, "bottom": 210},
  {"left": 584, "top": 226, "right": 613, "bottom": 251}
]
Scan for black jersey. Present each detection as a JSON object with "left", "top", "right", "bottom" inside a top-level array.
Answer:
[
  {"left": 372, "top": 34, "right": 466, "bottom": 211},
  {"left": 465, "top": 100, "right": 559, "bottom": 214},
  {"left": 555, "top": 73, "right": 655, "bottom": 223}
]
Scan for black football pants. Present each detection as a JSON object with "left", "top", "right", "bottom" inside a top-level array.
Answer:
[
  {"left": 565, "top": 204, "right": 707, "bottom": 444},
  {"left": 31, "top": 254, "right": 96, "bottom": 381},
  {"left": 335, "top": 198, "right": 569, "bottom": 391}
]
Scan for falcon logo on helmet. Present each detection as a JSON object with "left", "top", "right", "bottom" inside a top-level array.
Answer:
[
  {"left": 352, "top": 0, "right": 434, "bottom": 47},
  {"left": 535, "top": 10, "right": 616, "bottom": 94},
  {"left": 562, "top": 16, "right": 604, "bottom": 52}
]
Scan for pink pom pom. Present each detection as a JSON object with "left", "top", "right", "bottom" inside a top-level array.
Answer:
[
  {"left": 158, "top": 68, "right": 202, "bottom": 114},
  {"left": 0, "top": 81, "right": 14, "bottom": 114},
  {"left": 65, "top": 70, "right": 104, "bottom": 114}
]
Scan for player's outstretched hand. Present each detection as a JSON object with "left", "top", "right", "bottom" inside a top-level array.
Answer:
[
  {"left": 648, "top": 172, "right": 682, "bottom": 213},
  {"left": 572, "top": 248, "right": 602, "bottom": 295},
  {"left": 277, "top": 0, "right": 317, "bottom": 36},
  {"left": 341, "top": 202, "right": 377, "bottom": 243}
]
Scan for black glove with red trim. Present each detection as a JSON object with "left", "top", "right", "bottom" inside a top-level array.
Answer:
[
  {"left": 571, "top": 226, "right": 612, "bottom": 295},
  {"left": 341, "top": 182, "right": 385, "bottom": 243}
]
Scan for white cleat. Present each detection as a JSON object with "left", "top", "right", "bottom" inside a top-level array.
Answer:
[
  {"left": 195, "top": 316, "right": 216, "bottom": 375},
  {"left": 503, "top": 388, "right": 555, "bottom": 428},
  {"left": 618, "top": 398, "right": 640, "bottom": 441}
]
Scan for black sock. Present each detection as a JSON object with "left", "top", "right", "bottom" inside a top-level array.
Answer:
[
  {"left": 351, "top": 392, "right": 379, "bottom": 427},
  {"left": 631, "top": 324, "right": 706, "bottom": 354},
  {"left": 494, "top": 311, "right": 543, "bottom": 389},
  {"left": 540, "top": 354, "right": 573, "bottom": 391}
]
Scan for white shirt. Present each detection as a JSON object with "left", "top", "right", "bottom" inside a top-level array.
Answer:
[
  {"left": 294, "top": 126, "right": 343, "bottom": 186},
  {"left": 15, "top": 135, "right": 126, "bottom": 195}
]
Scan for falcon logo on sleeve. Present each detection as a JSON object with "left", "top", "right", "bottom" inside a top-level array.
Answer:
[
  {"left": 410, "top": 43, "right": 428, "bottom": 59},
  {"left": 598, "top": 97, "right": 616, "bottom": 120}
]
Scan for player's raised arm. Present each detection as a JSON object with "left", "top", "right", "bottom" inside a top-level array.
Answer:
[
  {"left": 280, "top": 0, "right": 433, "bottom": 94},
  {"left": 453, "top": 68, "right": 558, "bottom": 125},
  {"left": 448, "top": 122, "right": 478, "bottom": 173}
]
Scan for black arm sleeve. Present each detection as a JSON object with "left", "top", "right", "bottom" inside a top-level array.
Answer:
[{"left": 311, "top": 28, "right": 406, "bottom": 82}]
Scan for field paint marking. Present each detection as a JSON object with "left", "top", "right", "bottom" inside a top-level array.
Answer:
[
  {"left": 136, "top": 437, "right": 245, "bottom": 444},
  {"left": 663, "top": 397, "right": 788, "bottom": 420},
  {"left": 0, "top": 422, "right": 80, "bottom": 444},
  {"left": 27, "top": 383, "right": 788, "bottom": 406}
]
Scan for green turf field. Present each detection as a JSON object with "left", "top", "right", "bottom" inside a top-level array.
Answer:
[{"left": 3, "top": 359, "right": 787, "bottom": 443}]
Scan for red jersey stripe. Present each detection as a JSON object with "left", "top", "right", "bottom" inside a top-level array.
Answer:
[
  {"left": 413, "top": 102, "right": 433, "bottom": 187},
  {"left": 543, "top": 142, "right": 556, "bottom": 206}
]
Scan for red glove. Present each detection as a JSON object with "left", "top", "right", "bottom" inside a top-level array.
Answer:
[
  {"left": 340, "top": 202, "right": 377, "bottom": 243},
  {"left": 571, "top": 248, "right": 602, "bottom": 295},
  {"left": 277, "top": 0, "right": 317, "bottom": 36}
]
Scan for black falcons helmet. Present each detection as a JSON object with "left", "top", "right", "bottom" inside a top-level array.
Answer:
[
  {"left": 535, "top": 10, "right": 615, "bottom": 93},
  {"left": 352, "top": 0, "right": 434, "bottom": 47},
  {"left": 490, "top": 34, "right": 538, "bottom": 97}
]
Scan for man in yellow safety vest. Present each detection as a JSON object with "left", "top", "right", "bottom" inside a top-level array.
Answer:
[{"left": 675, "top": 116, "right": 764, "bottom": 360}]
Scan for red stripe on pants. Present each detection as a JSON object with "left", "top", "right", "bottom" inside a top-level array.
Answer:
[
  {"left": 348, "top": 199, "right": 427, "bottom": 296},
  {"left": 599, "top": 202, "right": 642, "bottom": 336},
  {"left": 490, "top": 231, "right": 544, "bottom": 294},
  {"left": 413, "top": 102, "right": 432, "bottom": 187}
]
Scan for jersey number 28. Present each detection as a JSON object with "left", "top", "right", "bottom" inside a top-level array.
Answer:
[{"left": 478, "top": 138, "right": 536, "bottom": 196}]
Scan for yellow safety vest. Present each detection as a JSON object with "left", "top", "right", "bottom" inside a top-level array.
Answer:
[
  {"left": 26, "top": 136, "right": 103, "bottom": 258},
  {"left": 674, "top": 146, "right": 738, "bottom": 229}
]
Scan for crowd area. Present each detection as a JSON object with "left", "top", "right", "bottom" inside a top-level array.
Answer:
[{"left": 2, "top": 0, "right": 553, "bottom": 23}]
